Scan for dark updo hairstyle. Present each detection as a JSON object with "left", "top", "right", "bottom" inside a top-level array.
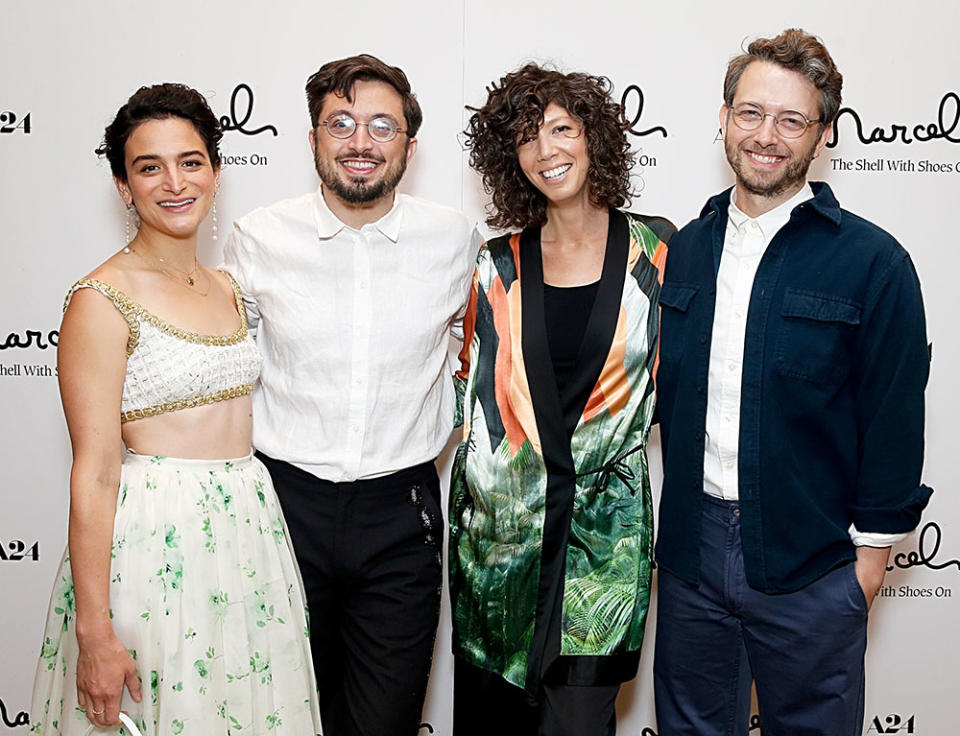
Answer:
[
  {"left": 464, "top": 63, "right": 634, "bottom": 230},
  {"left": 96, "top": 83, "right": 223, "bottom": 181}
]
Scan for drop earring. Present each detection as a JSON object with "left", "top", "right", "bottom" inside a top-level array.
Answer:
[
  {"left": 211, "top": 182, "right": 220, "bottom": 241},
  {"left": 124, "top": 204, "right": 139, "bottom": 252}
]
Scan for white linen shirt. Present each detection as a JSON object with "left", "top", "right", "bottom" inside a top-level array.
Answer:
[
  {"left": 222, "top": 186, "right": 479, "bottom": 482},
  {"left": 703, "top": 184, "right": 904, "bottom": 547}
]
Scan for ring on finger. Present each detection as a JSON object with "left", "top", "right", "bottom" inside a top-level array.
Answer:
[{"left": 92, "top": 708, "right": 105, "bottom": 715}]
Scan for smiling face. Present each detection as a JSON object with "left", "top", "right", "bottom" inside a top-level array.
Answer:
[
  {"left": 117, "top": 117, "right": 219, "bottom": 241},
  {"left": 516, "top": 102, "right": 590, "bottom": 210},
  {"left": 721, "top": 60, "right": 832, "bottom": 215},
  {"left": 309, "top": 79, "right": 416, "bottom": 216}
]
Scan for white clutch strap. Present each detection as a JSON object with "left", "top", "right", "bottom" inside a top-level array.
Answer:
[{"left": 83, "top": 713, "right": 143, "bottom": 736}]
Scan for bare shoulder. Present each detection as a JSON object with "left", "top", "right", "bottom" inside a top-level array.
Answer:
[
  {"left": 61, "top": 284, "right": 131, "bottom": 341},
  {"left": 208, "top": 267, "right": 237, "bottom": 295},
  {"left": 207, "top": 267, "right": 243, "bottom": 309},
  {"left": 82, "top": 249, "right": 141, "bottom": 291},
  {"left": 59, "top": 255, "right": 131, "bottom": 456},
  {"left": 61, "top": 252, "right": 144, "bottom": 352},
  {"left": 66, "top": 250, "right": 161, "bottom": 316},
  {"left": 59, "top": 287, "right": 131, "bottom": 376}
]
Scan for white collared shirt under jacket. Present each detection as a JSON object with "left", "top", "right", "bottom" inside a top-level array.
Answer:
[
  {"left": 703, "top": 184, "right": 904, "bottom": 547},
  {"left": 222, "top": 186, "right": 479, "bottom": 482}
]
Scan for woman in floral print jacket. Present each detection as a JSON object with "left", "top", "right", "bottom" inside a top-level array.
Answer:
[{"left": 450, "top": 63, "right": 674, "bottom": 735}]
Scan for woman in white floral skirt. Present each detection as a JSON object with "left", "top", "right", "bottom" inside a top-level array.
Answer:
[{"left": 29, "top": 84, "right": 321, "bottom": 736}]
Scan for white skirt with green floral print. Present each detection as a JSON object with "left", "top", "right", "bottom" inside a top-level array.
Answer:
[{"left": 30, "top": 452, "right": 322, "bottom": 735}]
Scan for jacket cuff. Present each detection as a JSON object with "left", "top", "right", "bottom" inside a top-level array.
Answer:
[
  {"left": 453, "top": 374, "right": 467, "bottom": 428},
  {"left": 851, "top": 484, "right": 934, "bottom": 534}
]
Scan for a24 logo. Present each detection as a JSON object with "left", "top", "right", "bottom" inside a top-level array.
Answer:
[
  {"left": 0, "top": 540, "right": 39, "bottom": 561},
  {"left": 869, "top": 714, "right": 916, "bottom": 734},
  {"left": 0, "top": 111, "right": 30, "bottom": 134}
]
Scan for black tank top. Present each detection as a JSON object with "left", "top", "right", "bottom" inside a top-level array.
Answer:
[{"left": 543, "top": 280, "right": 600, "bottom": 394}]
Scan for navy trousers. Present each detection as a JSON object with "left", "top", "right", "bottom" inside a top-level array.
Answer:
[{"left": 654, "top": 495, "right": 868, "bottom": 736}]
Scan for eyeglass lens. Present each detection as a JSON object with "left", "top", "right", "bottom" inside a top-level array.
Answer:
[
  {"left": 325, "top": 113, "right": 400, "bottom": 142},
  {"left": 732, "top": 106, "right": 812, "bottom": 137}
]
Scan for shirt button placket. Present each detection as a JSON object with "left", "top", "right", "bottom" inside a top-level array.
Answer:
[{"left": 347, "top": 230, "right": 372, "bottom": 478}]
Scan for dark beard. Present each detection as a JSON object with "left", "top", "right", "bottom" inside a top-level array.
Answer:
[
  {"left": 325, "top": 173, "right": 390, "bottom": 204},
  {"left": 725, "top": 139, "right": 816, "bottom": 200},
  {"left": 314, "top": 151, "right": 408, "bottom": 204}
]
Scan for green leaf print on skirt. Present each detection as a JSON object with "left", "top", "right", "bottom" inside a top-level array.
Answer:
[{"left": 29, "top": 453, "right": 321, "bottom": 735}]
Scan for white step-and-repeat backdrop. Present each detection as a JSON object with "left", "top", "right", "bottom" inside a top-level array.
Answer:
[{"left": 2, "top": 2, "right": 956, "bottom": 733}]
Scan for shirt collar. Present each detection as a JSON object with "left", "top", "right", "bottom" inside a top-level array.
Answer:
[
  {"left": 727, "top": 183, "right": 814, "bottom": 240},
  {"left": 312, "top": 184, "right": 405, "bottom": 243}
]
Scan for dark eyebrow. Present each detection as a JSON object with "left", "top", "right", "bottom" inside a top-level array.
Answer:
[
  {"left": 130, "top": 150, "right": 207, "bottom": 166},
  {"left": 327, "top": 109, "right": 399, "bottom": 122},
  {"left": 130, "top": 154, "right": 161, "bottom": 166}
]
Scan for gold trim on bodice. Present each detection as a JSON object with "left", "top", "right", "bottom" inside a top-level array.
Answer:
[
  {"left": 120, "top": 383, "right": 255, "bottom": 423},
  {"left": 64, "top": 273, "right": 249, "bottom": 356},
  {"left": 64, "top": 272, "right": 255, "bottom": 422}
]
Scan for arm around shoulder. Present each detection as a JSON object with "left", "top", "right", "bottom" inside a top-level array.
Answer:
[{"left": 220, "top": 223, "right": 261, "bottom": 333}]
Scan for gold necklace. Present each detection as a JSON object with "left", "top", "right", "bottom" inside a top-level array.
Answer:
[
  {"left": 157, "top": 254, "right": 200, "bottom": 285},
  {"left": 126, "top": 245, "right": 210, "bottom": 296}
]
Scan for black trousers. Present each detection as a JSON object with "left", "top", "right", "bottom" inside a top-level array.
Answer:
[
  {"left": 258, "top": 453, "right": 443, "bottom": 736},
  {"left": 453, "top": 658, "right": 619, "bottom": 736}
]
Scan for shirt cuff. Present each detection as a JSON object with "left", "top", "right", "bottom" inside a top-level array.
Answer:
[{"left": 848, "top": 523, "right": 910, "bottom": 547}]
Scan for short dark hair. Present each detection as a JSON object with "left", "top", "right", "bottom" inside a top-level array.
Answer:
[
  {"left": 464, "top": 63, "right": 634, "bottom": 230},
  {"left": 724, "top": 28, "right": 843, "bottom": 125},
  {"left": 96, "top": 83, "right": 222, "bottom": 181},
  {"left": 305, "top": 54, "right": 423, "bottom": 137}
]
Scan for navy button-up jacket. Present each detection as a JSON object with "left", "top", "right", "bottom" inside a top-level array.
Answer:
[{"left": 656, "top": 182, "right": 932, "bottom": 593}]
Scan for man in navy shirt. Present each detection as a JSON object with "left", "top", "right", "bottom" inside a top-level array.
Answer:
[{"left": 653, "top": 28, "right": 932, "bottom": 735}]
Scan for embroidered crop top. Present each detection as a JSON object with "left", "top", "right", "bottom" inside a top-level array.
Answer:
[{"left": 64, "top": 273, "right": 262, "bottom": 423}]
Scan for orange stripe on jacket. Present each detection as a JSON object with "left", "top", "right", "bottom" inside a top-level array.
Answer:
[
  {"left": 488, "top": 235, "right": 540, "bottom": 456},
  {"left": 652, "top": 240, "right": 668, "bottom": 389},
  {"left": 583, "top": 304, "right": 630, "bottom": 422},
  {"left": 456, "top": 271, "right": 480, "bottom": 383}
]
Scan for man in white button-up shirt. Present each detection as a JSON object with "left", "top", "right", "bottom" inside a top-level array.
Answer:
[
  {"left": 222, "top": 55, "right": 478, "bottom": 736},
  {"left": 654, "top": 30, "right": 931, "bottom": 735}
]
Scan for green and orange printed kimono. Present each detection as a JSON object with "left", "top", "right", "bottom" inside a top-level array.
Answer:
[{"left": 450, "top": 209, "right": 672, "bottom": 694}]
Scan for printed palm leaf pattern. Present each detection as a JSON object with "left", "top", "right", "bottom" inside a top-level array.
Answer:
[
  {"left": 451, "top": 214, "right": 667, "bottom": 688},
  {"left": 452, "top": 404, "right": 546, "bottom": 682},
  {"left": 564, "top": 423, "right": 655, "bottom": 653}
]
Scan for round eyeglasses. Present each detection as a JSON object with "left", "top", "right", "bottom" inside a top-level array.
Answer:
[
  {"left": 729, "top": 105, "right": 821, "bottom": 139},
  {"left": 320, "top": 113, "right": 406, "bottom": 143}
]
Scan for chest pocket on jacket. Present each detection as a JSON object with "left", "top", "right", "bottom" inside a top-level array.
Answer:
[
  {"left": 774, "top": 288, "right": 861, "bottom": 385},
  {"left": 658, "top": 283, "right": 700, "bottom": 364}
]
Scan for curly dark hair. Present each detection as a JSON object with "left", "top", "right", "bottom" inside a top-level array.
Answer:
[
  {"left": 464, "top": 63, "right": 634, "bottom": 230},
  {"left": 96, "top": 83, "right": 223, "bottom": 181}
]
